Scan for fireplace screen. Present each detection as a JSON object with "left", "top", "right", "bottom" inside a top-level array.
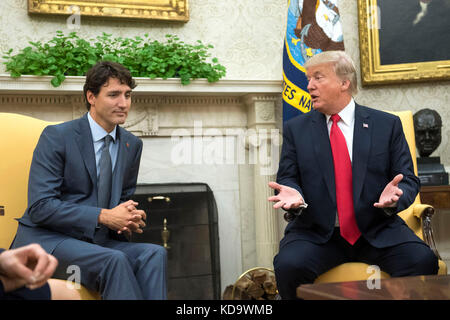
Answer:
[{"left": 130, "top": 183, "right": 220, "bottom": 299}]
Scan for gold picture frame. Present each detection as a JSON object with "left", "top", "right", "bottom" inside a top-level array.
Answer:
[
  {"left": 28, "top": 0, "right": 189, "bottom": 22},
  {"left": 358, "top": 0, "right": 450, "bottom": 86}
]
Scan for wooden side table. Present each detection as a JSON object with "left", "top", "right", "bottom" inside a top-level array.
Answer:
[
  {"left": 297, "top": 275, "right": 450, "bottom": 300},
  {"left": 420, "top": 185, "right": 450, "bottom": 209}
]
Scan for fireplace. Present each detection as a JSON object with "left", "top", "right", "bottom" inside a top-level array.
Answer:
[{"left": 130, "top": 183, "right": 221, "bottom": 299}]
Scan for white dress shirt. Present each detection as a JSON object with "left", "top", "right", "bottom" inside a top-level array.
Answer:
[{"left": 325, "top": 98, "right": 355, "bottom": 162}]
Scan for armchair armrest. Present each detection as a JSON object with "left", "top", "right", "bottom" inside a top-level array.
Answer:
[
  {"left": 412, "top": 203, "right": 433, "bottom": 219},
  {"left": 412, "top": 204, "right": 441, "bottom": 260}
]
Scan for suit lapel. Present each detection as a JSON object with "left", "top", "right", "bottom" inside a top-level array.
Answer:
[
  {"left": 110, "top": 127, "right": 128, "bottom": 207},
  {"left": 352, "top": 104, "right": 372, "bottom": 204},
  {"left": 311, "top": 110, "right": 336, "bottom": 205},
  {"left": 74, "top": 114, "right": 97, "bottom": 188}
]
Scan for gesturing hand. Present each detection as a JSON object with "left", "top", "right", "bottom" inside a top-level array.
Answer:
[
  {"left": 267, "top": 181, "right": 305, "bottom": 210},
  {"left": 0, "top": 244, "right": 58, "bottom": 292},
  {"left": 374, "top": 174, "right": 404, "bottom": 208}
]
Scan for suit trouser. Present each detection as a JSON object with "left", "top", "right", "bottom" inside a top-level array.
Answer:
[
  {"left": 52, "top": 237, "right": 167, "bottom": 300},
  {"left": 273, "top": 228, "right": 439, "bottom": 300}
]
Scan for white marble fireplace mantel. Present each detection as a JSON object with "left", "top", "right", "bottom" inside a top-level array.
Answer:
[
  {"left": 0, "top": 74, "right": 284, "bottom": 290},
  {"left": 0, "top": 74, "right": 282, "bottom": 95}
]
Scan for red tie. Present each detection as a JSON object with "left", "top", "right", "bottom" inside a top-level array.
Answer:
[{"left": 330, "top": 114, "right": 361, "bottom": 245}]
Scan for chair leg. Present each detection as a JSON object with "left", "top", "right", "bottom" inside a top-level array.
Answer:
[{"left": 422, "top": 206, "right": 441, "bottom": 259}]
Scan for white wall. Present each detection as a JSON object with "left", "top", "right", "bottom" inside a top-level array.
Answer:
[
  {"left": 0, "top": 0, "right": 286, "bottom": 81},
  {"left": 2, "top": 1, "right": 448, "bottom": 166}
]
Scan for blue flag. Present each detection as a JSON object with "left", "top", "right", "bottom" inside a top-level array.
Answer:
[{"left": 282, "top": 0, "right": 345, "bottom": 122}]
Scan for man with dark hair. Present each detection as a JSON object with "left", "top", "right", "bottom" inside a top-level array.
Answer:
[
  {"left": 83, "top": 61, "right": 137, "bottom": 110},
  {"left": 11, "top": 61, "right": 167, "bottom": 300}
]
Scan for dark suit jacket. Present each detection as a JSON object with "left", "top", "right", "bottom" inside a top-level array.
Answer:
[
  {"left": 13, "top": 114, "right": 143, "bottom": 254},
  {"left": 277, "top": 104, "right": 423, "bottom": 249}
]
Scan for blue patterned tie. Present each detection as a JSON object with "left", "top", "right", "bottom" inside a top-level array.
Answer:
[{"left": 98, "top": 135, "right": 113, "bottom": 209}]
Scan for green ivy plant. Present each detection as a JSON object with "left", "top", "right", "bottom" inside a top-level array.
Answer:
[{"left": 2, "top": 31, "right": 226, "bottom": 87}]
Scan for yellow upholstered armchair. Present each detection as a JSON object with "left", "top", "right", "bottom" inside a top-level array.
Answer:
[
  {"left": 0, "top": 112, "right": 100, "bottom": 299},
  {"left": 313, "top": 110, "right": 447, "bottom": 284}
]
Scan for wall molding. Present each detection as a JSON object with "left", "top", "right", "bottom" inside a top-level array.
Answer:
[{"left": 0, "top": 75, "right": 282, "bottom": 95}]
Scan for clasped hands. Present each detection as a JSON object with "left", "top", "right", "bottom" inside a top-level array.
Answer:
[
  {"left": 98, "top": 200, "right": 146, "bottom": 237},
  {"left": 267, "top": 174, "right": 404, "bottom": 210}
]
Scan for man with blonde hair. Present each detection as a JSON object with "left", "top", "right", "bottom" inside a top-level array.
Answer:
[{"left": 269, "top": 51, "right": 438, "bottom": 299}]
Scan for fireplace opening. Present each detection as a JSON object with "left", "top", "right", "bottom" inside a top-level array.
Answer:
[{"left": 130, "top": 183, "right": 221, "bottom": 299}]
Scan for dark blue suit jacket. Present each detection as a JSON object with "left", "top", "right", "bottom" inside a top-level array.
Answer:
[
  {"left": 278, "top": 104, "right": 422, "bottom": 249},
  {"left": 12, "top": 114, "right": 143, "bottom": 254}
]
